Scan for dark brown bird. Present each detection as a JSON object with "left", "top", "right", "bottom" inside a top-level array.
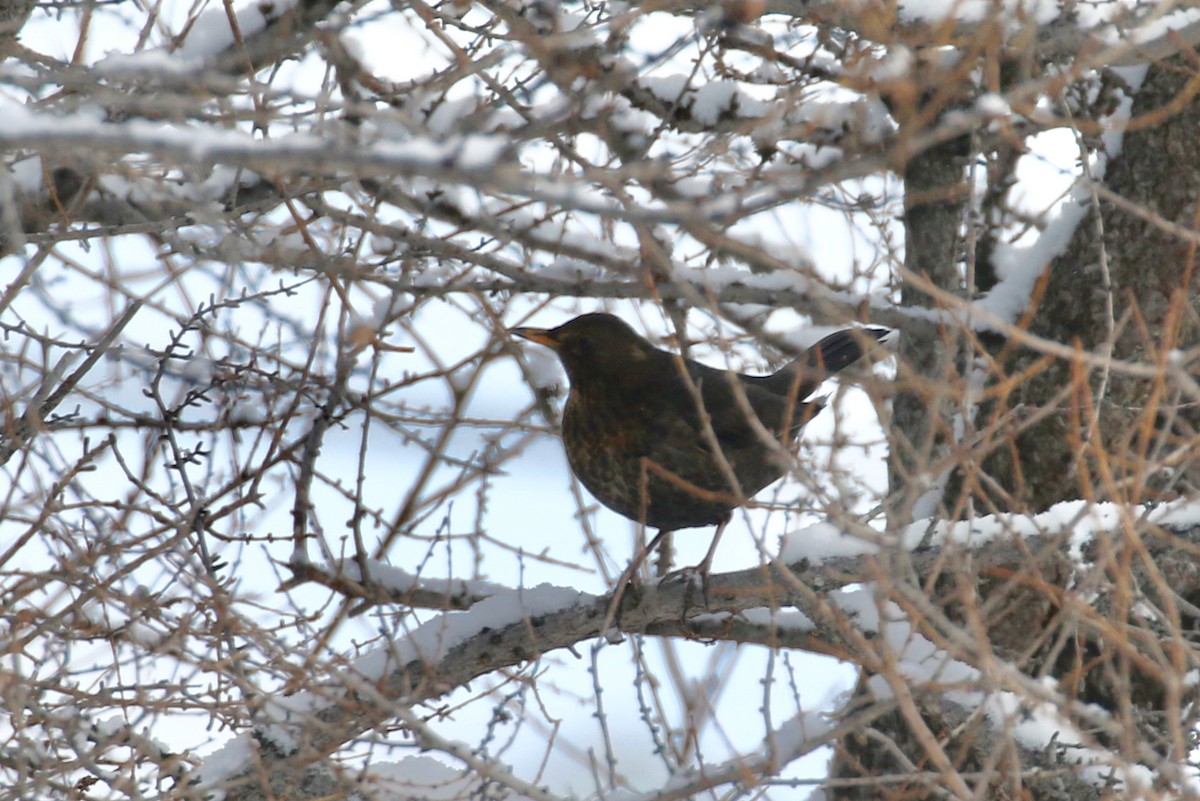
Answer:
[{"left": 512, "top": 313, "right": 885, "bottom": 575}]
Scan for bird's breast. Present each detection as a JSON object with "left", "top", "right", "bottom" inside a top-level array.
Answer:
[{"left": 562, "top": 392, "right": 643, "bottom": 455}]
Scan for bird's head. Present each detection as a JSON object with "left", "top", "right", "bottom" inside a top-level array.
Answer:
[{"left": 511, "top": 313, "right": 659, "bottom": 387}]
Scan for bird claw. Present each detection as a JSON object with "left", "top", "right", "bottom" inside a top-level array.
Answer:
[
  {"left": 661, "top": 565, "right": 700, "bottom": 585},
  {"left": 602, "top": 562, "right": 646, "bottom": 630},
  {"left": 661, "top": 565, "right": 712, "bottom": 617},
  {"left": 620, "top": 572, "right": 643, "bottom": 604}
]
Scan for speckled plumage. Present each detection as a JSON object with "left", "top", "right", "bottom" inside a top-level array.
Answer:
[{"left": 513, "top": 313, "right": 884, "bottom": 532}]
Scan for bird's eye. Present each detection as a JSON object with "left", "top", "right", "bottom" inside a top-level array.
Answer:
[{"left": 575, "top": 336, "right": 593, "bottom": 354}]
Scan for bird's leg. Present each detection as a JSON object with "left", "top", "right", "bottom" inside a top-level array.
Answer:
[
  {"left": 665, "top": 518, "right": 728, "bottom": 617},
  {"left": 691, "top": 519, "right": 727, "bottom": 611},
  {"left": 604, "top": 528, "right": 672, "bottom": 631},
  {"left": 654, "top": 530, "right": 674, "bottom": 576},
  {"left": 695, "top": 518, "right": 727, "bottom": 580},
  {"left": 624, "top": 527, "right": 670, "bottom": 594}
]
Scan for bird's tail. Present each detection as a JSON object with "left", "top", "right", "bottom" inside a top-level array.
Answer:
[{"left": 764, "top": 327, "right": 889, "bottom": 400}]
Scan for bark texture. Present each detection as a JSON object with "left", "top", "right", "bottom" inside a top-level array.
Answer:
[{"left": 977, "top": 59, "right": 1200, "bottom": 512}]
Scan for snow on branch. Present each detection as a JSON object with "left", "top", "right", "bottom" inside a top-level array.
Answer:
[
  {"left": 196, "top": 498, "right": 1200, "bottom": 799},
  {"left": 759, "top": 0, "right": 1200, "bottom": 68}
]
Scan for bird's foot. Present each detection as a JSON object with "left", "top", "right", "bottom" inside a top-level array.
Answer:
[
  {"left": 602, "top": 561, "right": 646, "bottom": 630},
  {"left": 661, "top": 564, "right": 711, "bottom": 617},
  {"left": 617, "top": 570, "right": 644, "bottom": 606}
]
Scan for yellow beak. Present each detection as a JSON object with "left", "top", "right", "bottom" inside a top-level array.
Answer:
[{"left": 510, "top": 327, "right": 559, "bottom": 349}]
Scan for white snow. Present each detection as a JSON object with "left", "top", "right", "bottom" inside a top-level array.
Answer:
[
  {"left": 456, "top": 134, "right": 508, "bottom": 171},
  {"left": 740, "top": 606, "right": 816, "bottom": 632},
  {"left": 780, "top": 520, "right": 872, "bottom": 562},
  {"left": 781, "top": 498, "right": 1199, "bottom": 566},
  {"left": 369, "top": 756, "right": 495, "bottom": 799},
  {"left": 349, "top": 583, "right": 588, "bottom": 682},
  {"left": 771, "top": 711, "right": 835, "bottom": 755},
  {"left": 336, "top": 558, "right": 507, "bottom": 599},
  {"left": 538, "top": 258, "right": 605, "bottom": 281},
  {"left": 1101, "top": 65, "right": 1149, "bottom": 161},
  {"left": 94, "top": 48, "right": 199, "bottom": 75},
  {"left": 1123, "top": 7, "right": 1200, "bottom": 47},
  {"left": 638, "top": 76, "right": 771, "bottom": 125},
  {"left": 195, "top": 732, "right": 257, "bottom": 790},
  {"left": 9, "top": 155, "right": 44, "bottom": 193},
  {"left": 671, "top": 263, "right": 811, "bottom": 294},
  {"left": 898, "top": 0, "right": 1059, "bottom": 26},
  {"left": 977, "top": 196, "right": 1087, "bottom": 325},
  {"left": 975, "top": 92, "right": 1010, "bottom": 117},
  {"left": 0, "top": 98, "right": 509, "bottom": 180},
  {"left": 175, "top": 0, "right": 302, "bottom": 61},
  {"left": 205, "top": 582, "right": 592, "bottom": 775},
  {"left": 369, "top": 233, "right": 396, "bottom": 255}
]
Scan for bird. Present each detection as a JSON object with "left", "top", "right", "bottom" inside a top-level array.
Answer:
[{"left": 511, "top": 312, "right": 886, "bottom": 579}]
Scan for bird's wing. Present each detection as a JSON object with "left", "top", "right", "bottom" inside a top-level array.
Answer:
[
  {"left": 684, "top": 362, "right": 795, "bottom": 448},
  {"left": 668, "top": 328, "right": 886, "bottom": 454}
]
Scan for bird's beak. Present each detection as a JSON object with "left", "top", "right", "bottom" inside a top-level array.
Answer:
[{"left": 510, "top": 326, "right": 559, "bottom": 349}]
